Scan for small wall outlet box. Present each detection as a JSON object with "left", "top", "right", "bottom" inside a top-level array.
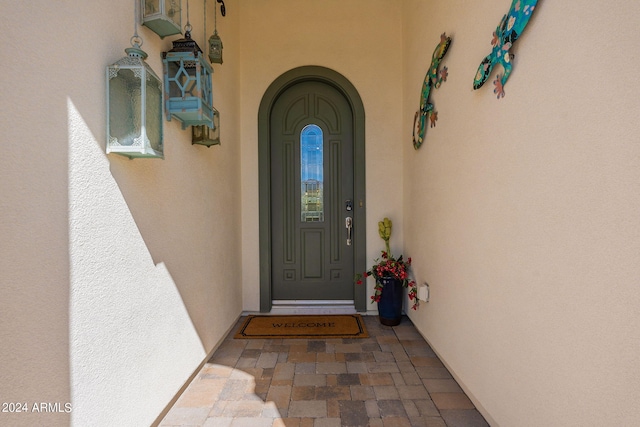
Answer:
[{"left": 417, "top": 283, "right": 429, "bottom": 302}]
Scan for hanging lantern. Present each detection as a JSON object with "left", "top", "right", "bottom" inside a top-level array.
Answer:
[
  {"left": 208, "top": 0, "right": 224, "bottom": 64},
  {"left": 191, "top": 108, "right": 220, "bottom": 147},
  {"left": 162, "top": 27, "right": 214, "bottom": 129},
  {"left": 106, "top": 38, "right": 164, "bottom": 159},
  {"left": 208, "top": 30, "right": 223, "bottom": 64},
  {"left": 141, "top": 0, "right": 182, "bottom": 38}
]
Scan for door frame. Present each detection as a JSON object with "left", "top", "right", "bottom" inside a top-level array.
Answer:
[{"left": 258, "top": 66, "right": 366, "bottom": 313}]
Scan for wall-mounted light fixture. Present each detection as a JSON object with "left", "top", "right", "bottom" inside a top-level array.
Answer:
[
  {"left": 162, "top": 0, "right": 214, "bottom": 129},
  {"left": 208, "top": 0, "right": 225, "bottom": 64},
  {"left": 107, "top": 2, "right": 163, "bottom": 158},
  {"left": 141, "top": 0, "right": 182, "bottom": 38}
]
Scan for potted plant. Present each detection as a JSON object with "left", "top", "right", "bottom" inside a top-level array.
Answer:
[{"left": 355, "top": 217, "right": 419, "bottom": 325}]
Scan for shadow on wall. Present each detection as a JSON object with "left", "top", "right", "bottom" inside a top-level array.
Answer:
[{"left": 67, "top": 99, "right": 207, "bottom": 426}]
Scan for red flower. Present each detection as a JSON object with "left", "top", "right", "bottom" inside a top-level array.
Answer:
[{"left": 354, "top": 250, "right": 420, "bottom": 310}]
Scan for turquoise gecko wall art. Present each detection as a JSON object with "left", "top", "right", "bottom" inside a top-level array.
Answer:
[
  {"left": 413, "top": 33, "right": 451, "bottom": 150},
  {"left": 473, "top": 0, "right": 538, "bottom": 99}
]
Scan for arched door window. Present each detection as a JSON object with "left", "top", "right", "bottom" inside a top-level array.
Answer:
[{"left": 300, "top": 124, "right": 323, "bottom": 222}]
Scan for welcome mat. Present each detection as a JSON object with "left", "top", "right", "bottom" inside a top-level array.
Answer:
[{"left": 234, "top": 314, "right": 368, "bottom": 339}]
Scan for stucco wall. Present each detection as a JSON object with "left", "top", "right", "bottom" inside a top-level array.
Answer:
[
  {"left": 402, "top": 1, "right": 640, "bottom": 425},
  {"left": 238, "top": 0, "right": 405, "bottom": 312},
  {"left": 1, "top": 1, "right": 241, "bottom": 426}
]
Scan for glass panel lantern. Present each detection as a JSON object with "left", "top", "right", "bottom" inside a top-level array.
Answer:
[
  {"left": 162, "top": 30, "right": 214, "bottom": 129},
  {"left": 191, "top": 108, "right": 220, "bottom": 147},
  {"left": 107, "top": 44, "right": 163, "bottom": 158},
  {"left": 141, "top": 0, "right": 182, "bottom": 38},
  {"left": 208, "top": 31, "right": 223, "bottom": 64}
]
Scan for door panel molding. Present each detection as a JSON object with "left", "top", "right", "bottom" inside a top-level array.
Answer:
[
  {"left": 315, "top": 95, "right": 341, "bottom": 133},
  {"left": 281, "top": 141, "right": 295, "bottom": 264},
  {"left": 284, "top": 95, "right": 309, "bottom": 134},
  {"left": 258, "top": 66, "right": 366, "bottom": 312},
  {"left": 329, "top": 140, "right": 343, "bottom": 263}
]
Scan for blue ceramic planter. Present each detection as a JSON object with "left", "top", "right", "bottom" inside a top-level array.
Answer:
[{"left": 377, "top": 277, "right": 403, "bottom": 326}]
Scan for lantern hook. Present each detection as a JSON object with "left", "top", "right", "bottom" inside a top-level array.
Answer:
[
  {"left": 216, "top": 0, "right": 226, "bottom": 17},
  {"left": 130, "top": 35, "right": 143, "bottom": 49}
]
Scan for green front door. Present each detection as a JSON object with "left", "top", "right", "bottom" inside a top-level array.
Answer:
[{"left": 270, "top": 80, "right": 355, "bottom": 301}]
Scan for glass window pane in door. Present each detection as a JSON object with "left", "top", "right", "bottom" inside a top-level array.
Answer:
[{"left": 300, "top": 124, "right": 324, "bottom": 222}]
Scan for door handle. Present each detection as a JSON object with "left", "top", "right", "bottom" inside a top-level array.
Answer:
[{"left": 345, "top": 216, "right": 353, "bottom": 246}]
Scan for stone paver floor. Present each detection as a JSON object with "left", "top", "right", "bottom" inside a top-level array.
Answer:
[{"left": 159, "top": 315, "right": 489, "bottom": 427}]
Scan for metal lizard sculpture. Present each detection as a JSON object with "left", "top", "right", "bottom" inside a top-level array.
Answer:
[
  {"left": 473, "top": 0, "right": 538, "bottom": 99},
  {"left": 413, "top": 33, "right": 451, "bottom": 149}
]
